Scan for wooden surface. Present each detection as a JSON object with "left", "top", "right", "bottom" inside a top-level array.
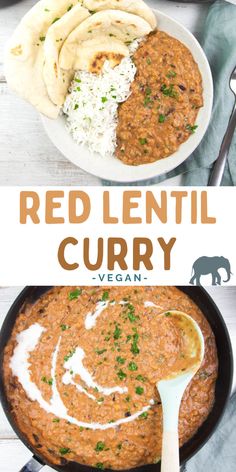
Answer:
[
  {"left": 0, "top": 285, "right": 236, "bottom": 471},
  {"left": 0, "top": 0, "right": 210, "bottom": 186}
]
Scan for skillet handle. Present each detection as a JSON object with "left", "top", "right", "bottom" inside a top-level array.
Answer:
[{"left": 19, "top": 456, "right": 44, "bottom": 472}]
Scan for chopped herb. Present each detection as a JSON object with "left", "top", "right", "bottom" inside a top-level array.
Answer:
[
  {"left": 53, "top": 418, "right": 60, "bottom": 423},
  {"left": 114, "top": 324, "right": 122, "bottom": 340},
  {"left": 95, "top": 442, "right": 106, "bottom": 452},
  {"left": 95, "top": 463, "right": 104, "bottom": 470},
  {"left": 76, "top": 86, "right": 81, "bottom": 92},
  {"left": 64, "top": 348, "right": 75, "bottom": 362},
  {"left": 104, "top": 335, "right": 111, "bottom": 341},
  {"left": 52, "top": 17, "right": 60, "bottom": 24},
  {"left": 146, "top": 57, "right": 151, "bottom": 65},
  {"left": 128, "top": 361, "right": 138, "bottom": 371},
  {"left": 126, "top": 334, "right": 132, "bottom": 342},
  {"left": 74, "top": 104, "right": 79, "bottom": 110},
  {"left": 97, "top": 397, "right": 104, "bottom": 403},
  {"left": 68, "top": 288, "right": 82, "bottom": 300},
  {"left": 158, "top": 114, "right": 166, "bottom": 123},
  {"left": 117, "top": 369, "right": 127, "bottom": 380},
  {"left": 131, "top": 332, "right": 139, "bottom": 355},
  {"left": 116, "top": 356, "right": 126, "bottom": 365},
  {"left": 136, "top": 386, "right": 144, "bottom": 395},
  {"left": 39, "top": 36, "right": 45, "bottom": 42},
  {"left": 166, "top": 70, "right": 177, "bottom": 78},
  {"left": 59, "top": 447, "right": 71, "bottom": 455},
  {"left": 143, "top": 96, "right": 152, "bottom": 107},
  {"left": 117, "top": 443, "right": 122, "bottom": 450},
  {"left": 95, "top": 348, "right": 107, "bottom": 355},
  {"left": 136, "top": 374, "right": 146, "bottom": 382},
  {"left": 75, "top": 78, "right": 81, "bottom": 83},
  {"left": 44, "top": 8, "right": 50, "bottom": 12},
  {"left": 161, "top": 84, "right": 178, "bottom": 99},
  {"left": 41, "top": 376, "right": 53, "bottom": 385},
  {"left": 145, "top": 87, "right": 151, "bottom": 95},
  {"left": 164, "top": 311, "right": 172, "bottom": 317},
  {"left": 101, "top": 291, "right": 109, "bottom": 301},
  {"left": 139, "top": 412, "right": 148, "bottom": 419},
  {"left": 67, "top": 4, "right": 73, "bottom": 11},
  {"left": 125, "top": 395, "right": 131, "bottom": 402},
  {"left": 186, "top": 124, "right": 198, "bottom": 134},
  {"left": 101, "top": 97, "right": 108, "bottom": 103},
  {"left": 60, "top": 324, "right": 70, "bottom": 331},
  {"left": 80, "top": 426, "right": 84, "bottom": 431},
  {"left": 139, "top": 138, "right": 147, "bottom": 145}
]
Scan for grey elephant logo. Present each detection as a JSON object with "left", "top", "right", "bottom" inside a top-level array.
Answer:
[{"left": 190, "top": 256, "right": 232, "bottom": 286}]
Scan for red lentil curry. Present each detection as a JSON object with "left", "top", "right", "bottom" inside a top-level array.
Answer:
[
  {"left": 3, "top": 286, "right": 217, "bottom": 470},
  {"left": 116, "top": 31, "right": 203, "bottom": 165}
]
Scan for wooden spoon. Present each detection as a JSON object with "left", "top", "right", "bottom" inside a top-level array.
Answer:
[{"left": 157, "top": 311, "right": 205, "bottom": 472}]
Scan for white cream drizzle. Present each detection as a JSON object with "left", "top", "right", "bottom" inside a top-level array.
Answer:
[
  {"left": 85, "top": 301, "right": 109, "bottom": 330},
  {"left": 62, "top": 346, "right": 127, "bottom": 396},
  {"left": 144, "top": 301, "right": 162, "bottom": 309},
  {"left": 10, "top": 323, "right": 152, "bottom": 430}
]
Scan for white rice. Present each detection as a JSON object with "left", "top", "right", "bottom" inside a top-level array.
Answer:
[{"left": 63, "top": 41, "right": 141, "bottom": 158}]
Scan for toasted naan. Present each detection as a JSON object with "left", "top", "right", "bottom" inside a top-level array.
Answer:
[
  {"left": 43, "top": 4, "right": 90, "bottom": 106},
  {"left": 5, "top": 0, "right": 78, "bottom": 118},
  {"left": 73, "top": 36, "right": 129, "bottom": 73},
  {"left": 83, "top": 0, "right": 157, "bottom": 29},
  {"left": 59, "top": 9, "right": 152, "bottom": 71}
]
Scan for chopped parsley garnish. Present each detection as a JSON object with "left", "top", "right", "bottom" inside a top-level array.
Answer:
[
  {"left": 74, "top": 104, "right": 79, "bottom": 110},
  {"left": 117, "top": 369, "right": 127, "bottom": 380},
  {"left": 76, "top": 86, "right": 81, "bottom": 91},
  {"left": 68, "top": 288, "right": 82, "bottom": 300},
  {"left": 126, "top": 334, "right": 132, "bottom": 342},
  {"left": 95, "top": 463, "right": 104, "bottom": 470},
  {"left": 143, "top": 96, "right": 152, "bottom": 107},
  {"left": 158, "top": 114, "right": 166, "bottom": 123},
  {"left": 136, "top": 386, "right": 144, "bottom": 395},
  {"left": 44, "top": 8, "right": 50, "bottom": 12},
  {"left": 116, "top": 356, "right": 126, "bottom": 365},
  {"left": 41, "top": 376, "right": 53, "bottom": 385},
  {"left": 67, "top": 4, "right": 73, "bottom": 11},
  {"left": 161, "top": 84, "right": 178, "bottom": 99},
  {"left": 97, "top": 397, "right": 104, "bottom": 403},
  {"left": 145, "top": 87, "right": 151, "bottom": 95},
  {"left": 95, "top": 348, "right": 107, "bottom": 355},
  {"left": 146, "top": 57, "right": 151, "bottom": 65},
  {"left": 186, "top": 124, "right": 198, "bottom": 134},
  {"left": 117, "top": 443, "right": 122, "bottom": 450},
  {"left": 80, "top": 426, "right": 84, "bottom": 431},
  {"left": 166, "top": 70, "right": 177, "bottom": 78},
  {"left": 136, "top": 374, "right": 146, "bottom": 382},
  {"left": 114, "top": 324, "right": 122, "bottom": 340},
  {"left": 139, "top": 412, "right": 148, "bottom": 419},
  {"left": 139, "top": 138, "right": 147, "bottom": 145},
  {"left": 131, "top": 332, "right": 140, "bottom": 355},
  {"left": 95, "top": 442, "right": 106, "bottom": 452},
  {"left": 75, "top": 78, "right": 81, "bottom": 83},
  {"left": 53, "top": 418, "right": 60, "bottom": 423},
  {"left": 164, "top": 311, "right": 172, "bottom": 317},
  {"left": 101, "top": 291, "right": 109, "bottom": 301},
  {"left": 101, "top": 97, "right": 108, "bottom": 103},
  {"left": 126, "top": 303, "right": 138, "bottom": 322},
  {"left": 128, "top": 361, "right": 138, "bottom": 371},
  {"left": 64, "top": 348, "right": 75, "bottom": 362},
  {"left": 125, "top": 395, "right": 131, "bottom": 402},
  {"left": 60, "top": 324, "right": 70, "bottom": 331},
  {"left": 59, "top": 447, "right": 71, "bottom": 455},
  {"left": 39, "top": 36, "right": 45, "bottom": 42}
]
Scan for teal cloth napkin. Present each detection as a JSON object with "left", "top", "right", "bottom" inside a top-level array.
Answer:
[
  {"left": 102, "top": 0, "right": 236, "bottom": 186},
  {"left": 184, "top": 392, "right": 236, "bottom": 472}
]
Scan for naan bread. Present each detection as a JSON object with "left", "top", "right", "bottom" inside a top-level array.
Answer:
[
  {"left": 83, "top": 0, "right": 157, "bottom": 29},
  {"left": 73, "top": 36, "right": 129, "bottom": 73},
  {"left": 43, "top": 4, "right": 90, "bottom": 106},
  {"left": 60, "top": 9, "right": 152, "bottom": 71},
  {"left": 5, "top": 0, "right": 78, "bottom": 118}
]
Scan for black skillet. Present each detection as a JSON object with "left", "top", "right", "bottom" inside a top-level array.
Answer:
[{"left": 0, "top": 286, "right": 233, "bottom": 472}]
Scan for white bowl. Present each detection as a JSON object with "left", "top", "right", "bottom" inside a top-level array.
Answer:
[{"left": 42, "top": 8, "right": 213, "bottom": 183}]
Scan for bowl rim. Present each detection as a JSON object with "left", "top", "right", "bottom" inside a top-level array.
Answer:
[
  {"left": 41, "top": 8, "right": 213, "bottom": 183},
  {"left": 0, "top": 286, "right": 233, "bottom": 472}
]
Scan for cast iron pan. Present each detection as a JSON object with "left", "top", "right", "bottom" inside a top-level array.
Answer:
[{"left": 0, "top": 286, "right": 233, "bottom": 472}]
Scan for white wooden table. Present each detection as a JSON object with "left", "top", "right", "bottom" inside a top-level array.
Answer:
[
  {"left": 0, "top": 285, "right": 236, "bottom": 471},
  {"left": 0, "top": 0, "right": 210, "bottom": 186}
]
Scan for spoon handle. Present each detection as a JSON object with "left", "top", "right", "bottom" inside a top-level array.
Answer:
[
  {"left": 208, "top": 101, "right": 236, "bottom": 186},
  {"left": 161, "top": 430, "right": 179, "bottom": 472}
]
